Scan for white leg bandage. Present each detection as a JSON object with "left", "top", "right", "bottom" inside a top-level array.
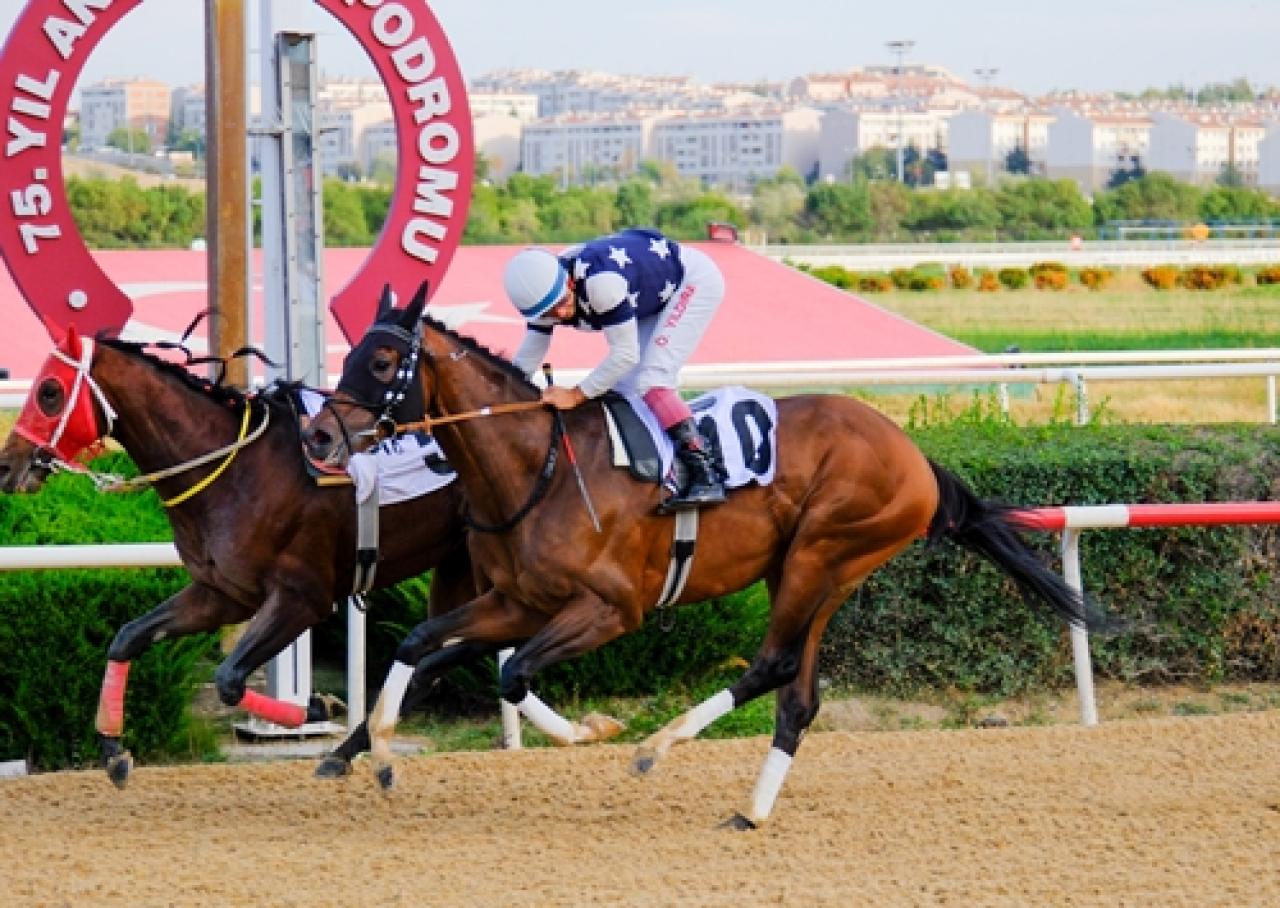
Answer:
[
  {"left": 516, "top": 693, "right": 578, "bottom": 746},
  {"left": 679, "top": 688, "right": 735, "bottom": 741},
  {"left": 369, "top": 660, "right": 414, "bottom": 764},
  {"left": 747, "top": 747, "right": 793, "bottom": 824}
]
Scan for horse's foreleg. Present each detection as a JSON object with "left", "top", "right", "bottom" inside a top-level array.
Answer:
[
  {"left": 214, "top": 587, "right": 326, "bottom": 727},
  {"left": 367, "top": 590, "right": 543, "bottom": 789},
  {"left": 316, "top": 640, "right": 488, "bottom": 779},
  {"left": 496, "top": 596, "right": 631, "bottom": 745},
  {"left": 97, "top": 584, "right": 248, "bottom": 788}
]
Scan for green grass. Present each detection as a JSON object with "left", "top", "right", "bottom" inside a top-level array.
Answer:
[{"left": 944, "top": 329, "right": 1280, "bottom": 353}]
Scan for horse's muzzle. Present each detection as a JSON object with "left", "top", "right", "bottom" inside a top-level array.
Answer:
[
  {"left": 0, "top": 442, "right": 51, "bottom": 494},
  {"left": 301, "top": 424, "right": 345, "bottom": 467}
]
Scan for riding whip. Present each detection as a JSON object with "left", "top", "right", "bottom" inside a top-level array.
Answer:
[{"left": 542, "top": 363, "right": 602, "bottom": 533}]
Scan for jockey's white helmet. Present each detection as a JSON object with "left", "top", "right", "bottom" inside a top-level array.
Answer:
[{"left": 504, "top": 247, "right": 568, "bottom": 320}]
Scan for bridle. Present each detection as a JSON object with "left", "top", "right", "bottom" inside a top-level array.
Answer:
[
  {"left": 339, "top": 320, "right": 561, "bottom": 534},
  {"left": 318, "top": 318, "right": 428, "bottom": 456},
  {"left": 16, "top": 335, "right": 271, "bottom": 507}
]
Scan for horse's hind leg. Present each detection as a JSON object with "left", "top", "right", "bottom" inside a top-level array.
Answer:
[
  {"left": 634, "top": 538, "right": 914, "bottom": 827},
  {"left": 213, "top": 585, "right": 329, "bottom": 727},
  {"left": 98, "top": 583, "right": 249, "bottom": 788}
]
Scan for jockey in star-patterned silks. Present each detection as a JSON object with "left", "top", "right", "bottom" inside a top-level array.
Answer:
[{"left": 503, "top": 227, "right": 727, "bottom": 511}]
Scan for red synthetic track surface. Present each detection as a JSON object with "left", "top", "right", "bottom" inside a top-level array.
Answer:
[{"left": 1, "top": 243, "right": 975, "bottom": 383}]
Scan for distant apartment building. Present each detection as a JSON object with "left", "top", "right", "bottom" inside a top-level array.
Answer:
[
  {"left": 521, "top": 114, "right": 655, "bottom": 185},
  {"left": 816, "top": 107, "right": 944, "bottom": 182},
  {"left": 947, "top": 110, "right": 1052, "bottom": 182},
  {"left": 1045, "top": 107, "right": 1152, "bottom": 192},
  {"left": 651, "top": 107, "right": 822, "bottom": 191},
  {"left": 169, "top": 85, "right": 206, "bottom": 138},
  {"left": 472, "top": 114, "right": 524, "bottom": 182},
  {"left": 1147, "top": 111, "right": 1268, "bottom": 186},
  {"left": 471, "top": 68, "right": 751, "bottom": 117},
  {"left": 79, "top": 78, "right": 171, "bottom": 150},
  {"left": 469, "top": 92, "right": 540, "bottom": 122},
  {"left": 317, "top": 102, "right": 393, "bottom": 175},
  {"left": 1259, "top": 126, "right": 1280, "bottom": 193}
]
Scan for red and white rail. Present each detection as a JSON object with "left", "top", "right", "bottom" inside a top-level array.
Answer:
[{"left": 1014, "top": 501, "right": 1280, "bottom": 726}]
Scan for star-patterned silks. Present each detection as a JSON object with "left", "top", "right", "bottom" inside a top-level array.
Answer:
[
  {"left": 574, "top": 259, "right": 592, "bottom": 280},
  {"left": 649, "top": 237, "right": 670, "bottom": 259},
  {"left": 608, "top": 246, "right": 632, "bottom": 269},
  {"left": 659, "top": 281, "right": 677, "bottom": 302}
]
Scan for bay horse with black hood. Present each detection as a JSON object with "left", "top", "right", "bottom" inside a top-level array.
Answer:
[{"left": 303, "top": 282, "right": 1110, "bottom": 829}]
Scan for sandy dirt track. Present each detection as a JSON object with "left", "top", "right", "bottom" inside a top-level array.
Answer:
[{"left": 2, "top": 712, "right": 1279, "bottom": 907}]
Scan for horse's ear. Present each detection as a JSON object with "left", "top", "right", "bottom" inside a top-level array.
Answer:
[
  {"left": 404, "top": 279, "right": 429, "bottom": 325},
  {"left": 377, "top": 283, "right": 394, "bottom": 321},
  {"left": 63, "top": 324, "right": 83, "bottom": 360}
]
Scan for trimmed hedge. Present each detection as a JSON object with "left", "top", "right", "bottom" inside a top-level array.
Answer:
[
  {"left": 6, "top": 425, "right": 1280, "bottom": 767},
  {"left": 822, "top": 421, "right": 1280, "bottom": 695},
  {"left": 0, "top": 453, "right": 216, "bottom": 770}
]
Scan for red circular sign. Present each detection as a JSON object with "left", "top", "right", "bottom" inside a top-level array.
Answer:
[
  {"left": 0, "top": 0, "right": 143, "bottom": 339},
  {"left": 0, "top": 0, "right": 473, "bottom": 344},
  {"left": 316, "top": 0, "right": 473, "bottom": 341}
]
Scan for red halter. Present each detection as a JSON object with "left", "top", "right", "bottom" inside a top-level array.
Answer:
[{"left": 14, "top": 327, "right": 118, "bottom": 468}]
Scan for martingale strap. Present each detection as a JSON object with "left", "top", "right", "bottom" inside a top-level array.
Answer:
[{"left": 462, "top": 416, "right": 563, "bottom": 534}]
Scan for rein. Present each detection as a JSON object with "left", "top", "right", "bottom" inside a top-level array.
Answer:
[
  {"left": 380, "top": 399, "right": 546, "bottom": 437},
  {"left": 88, "top": 402, "right": 271, "bottom": 507}
]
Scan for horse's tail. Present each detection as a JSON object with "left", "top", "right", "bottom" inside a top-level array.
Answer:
[{"left": 925, "top": 459, "right": 1111, "bottom": 632}]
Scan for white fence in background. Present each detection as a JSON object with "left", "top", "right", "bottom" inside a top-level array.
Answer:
[
  {"left": 763, "top": 237, "right": 1280, "bottom": 270},
  {"left": 6, "top": 346, "right": 1280, "bottom": 422}
]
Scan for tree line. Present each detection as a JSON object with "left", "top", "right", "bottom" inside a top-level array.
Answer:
[{"left": 63, "top": 165, "right": 1280, "bottom": 251}]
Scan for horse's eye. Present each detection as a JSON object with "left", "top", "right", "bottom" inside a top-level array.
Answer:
[
  {"left": 370, "top": 348, "right": 399, "bottom": 378},
  {"left": 36, "top": 378, "right": 66, "bottom": 417}
]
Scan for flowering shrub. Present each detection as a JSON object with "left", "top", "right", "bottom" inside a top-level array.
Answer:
[
  {"left": 1078, "top": 267, "right": 1116, "bottom": 291},
  {"left": 1141, "top": 265, "right": 1181, "bottom": 290}
]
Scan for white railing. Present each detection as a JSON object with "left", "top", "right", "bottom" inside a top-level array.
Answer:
[
  {"left": 7, "top": 348, "right": 1280, "bottom": 423},
  {"left": 762, "top": 238, "right": 1280, "bottom": 269}
]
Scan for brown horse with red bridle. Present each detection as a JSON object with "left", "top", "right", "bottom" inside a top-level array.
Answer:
[
  {"left": 0, "top": 319, "right": 616, "bottom": 786},
  {"left": 304, "top": 283, "right": 1108, "bottom": 828}
]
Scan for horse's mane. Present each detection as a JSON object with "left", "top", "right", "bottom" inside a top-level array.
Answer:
[
  {"left": 421, "top": 313, "right": 540, "bottom": 397},
  {"left": 98, "top": 335, "right": 256, "bottom": 410}
]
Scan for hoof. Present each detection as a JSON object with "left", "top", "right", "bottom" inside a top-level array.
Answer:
[
  {"left": 105, "top": 751, "right": 133, "bottom": 790},
  {"left": 630, "top": 746, "right": 657, "bottom": 777},
  {"left": 375, "top": 764, "right": 395, "bottom": 791},
  {"left": 580, "top": 712, "right": 626, "bottom": 743},
  {"left": 306, "top": 693, "right": 347, "bottom": 723},
  {"left": 314, "top": 755, "right": 353, "bottom": 780},
  {"left": 717, "top": 812, "right": 758, "bottom": 832}
]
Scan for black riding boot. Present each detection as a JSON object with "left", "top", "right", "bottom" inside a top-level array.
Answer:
[{"left": 662, "top": 419, "right": 727, "bottom": 512}]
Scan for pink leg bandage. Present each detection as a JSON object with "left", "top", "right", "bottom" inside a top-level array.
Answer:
[
  {"left": 96, "top": 660, "right": 131, "bottom": 737},
  {"left": 643, "top": 387, "right": 692, "bottom": 429},
  {"left": 240, "top": 689, "right": 307, "bottom": 728}
]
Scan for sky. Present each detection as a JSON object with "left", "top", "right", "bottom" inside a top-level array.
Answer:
[{"left": 0, "top": 0, "right": 1278, "bottom": 99}]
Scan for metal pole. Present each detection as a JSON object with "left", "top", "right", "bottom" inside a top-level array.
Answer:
[
  {"left": 1060, "top": 529, "right": 1099, "bottom": 727},
  {"left": 886, "top": 40, "right": 914, "bottom": 184},
  {"left": 973, "top": 67, "right": 999, "bottom": 185},
  {"left": 205, "top": 0, "right": 250, "bottom": 389}
]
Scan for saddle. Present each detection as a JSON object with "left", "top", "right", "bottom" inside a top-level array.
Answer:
[{"left": 600, "top": 388, "right": 779, "bottom": 492}]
